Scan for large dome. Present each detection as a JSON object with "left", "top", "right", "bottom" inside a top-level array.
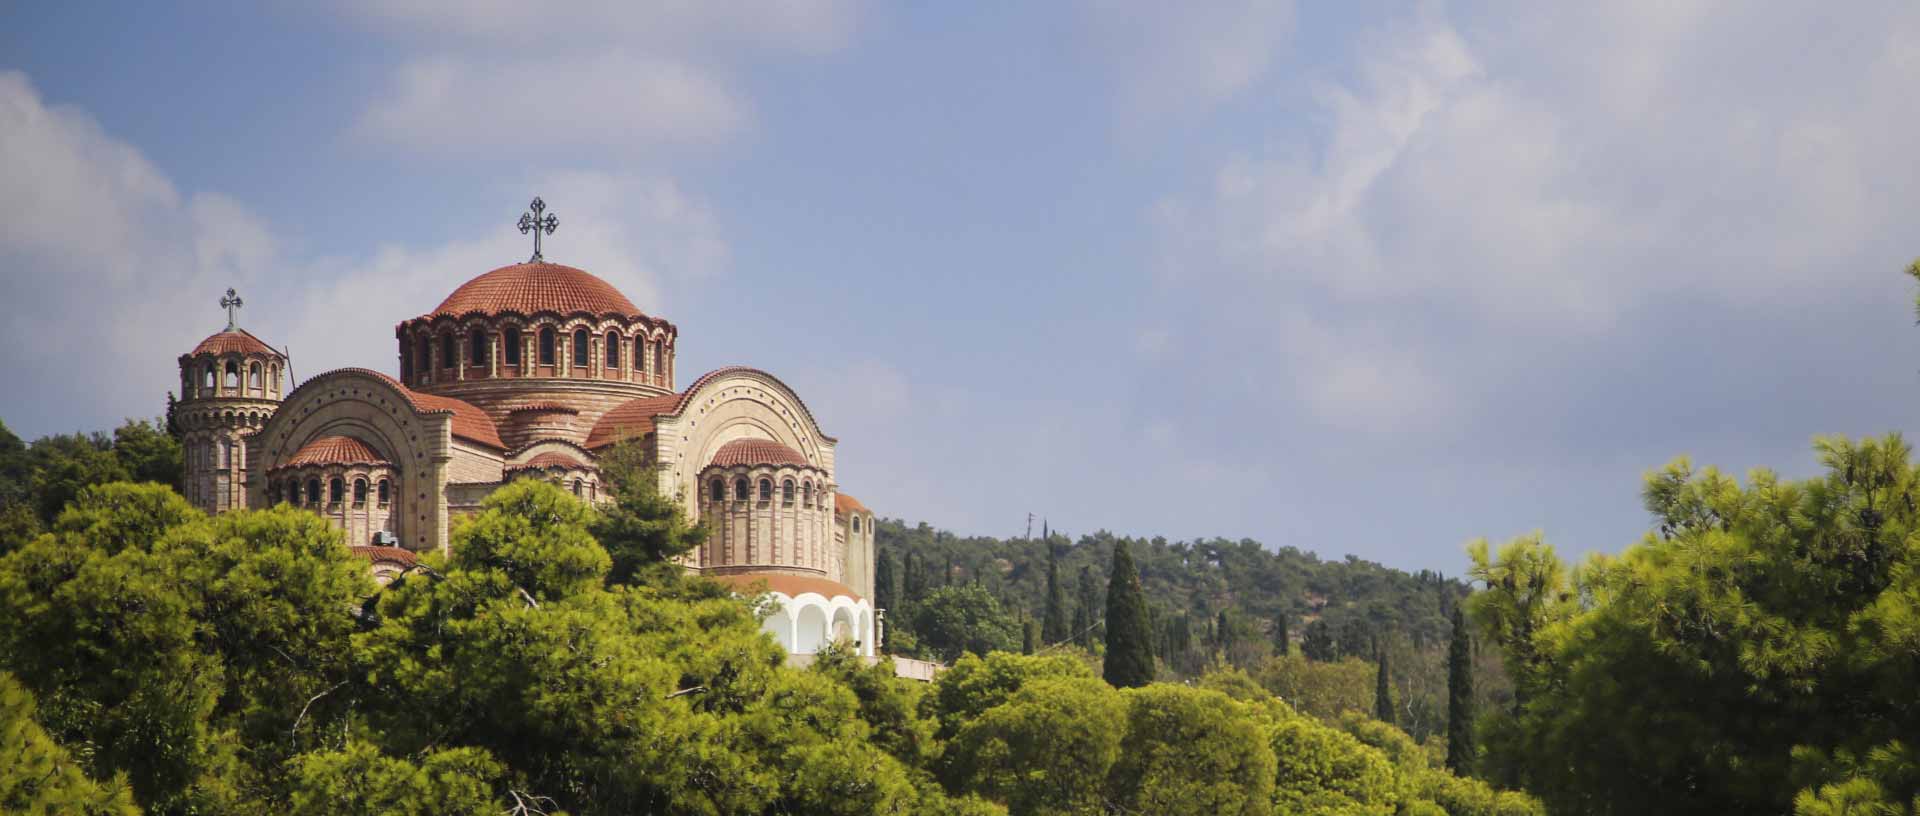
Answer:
[{"left": 427, "top": 262, "right": 642, "bottom": 318}]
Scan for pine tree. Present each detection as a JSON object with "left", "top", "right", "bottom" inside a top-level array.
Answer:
[
  {"left": 1374, "top": 639, "right": 1395, "bottom": 725},
  {"left": 1103, "top": 541, "right": 1154, "bottom": 688},
  {"left": 1075, "top": 565, "right": 1101, "bottom": 648},
  {"left": 1272, "top": 613, "right": 1289, "bottom": 657},
  {"left": 1041, "top": 542, "right": 1070, "bottom": 645},
  {"left": 1446, "top": 606, "right": 1476, "bottom": 775}
]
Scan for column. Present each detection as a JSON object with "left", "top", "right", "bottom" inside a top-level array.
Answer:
[{"left": 456, "top": 330, "right": 467, "bottom": 381}]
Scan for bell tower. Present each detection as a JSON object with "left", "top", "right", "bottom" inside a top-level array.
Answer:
[{"left": 175, "top": 288, "right": 286, "bottom": 513}]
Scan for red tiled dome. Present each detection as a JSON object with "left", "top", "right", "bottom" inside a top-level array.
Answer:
[
  {"left": 711, "top": 572, "right": 864, "bottom": 603},
  {"left": 188, "top": 328, "right": 279, "bottom": 357},
  {"left": 511, "top": 452, "right": 591, "bottom": 470},
  {"left": 710, "top": 438, "right": 810, "bottom": 469},
  {"left": 279, "top": 435, "right": 387, "bottom": 468},
  {"left": 429, "top": 262, "right": 642, "bottom": 318},
  {"left": 834, "top": 493, "right": 869, "bottom": 515},
  {"left": 349, "top": 545, "right": 418, "bottom": 566}
]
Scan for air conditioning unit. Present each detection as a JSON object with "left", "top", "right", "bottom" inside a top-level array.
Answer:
[{"left": 372, "top": 531, "right": 399, "bottom": 546}]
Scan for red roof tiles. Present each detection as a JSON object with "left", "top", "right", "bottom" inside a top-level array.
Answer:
[
  {"left": 710, "top": 572, "right": 864, "bottom": 603},
  {"left": 834, "top": 493, "right": 869, "bottom": 515},
  {"left": 301, "top": 368, "right": 505, "bottom": 450},
  {"left": 188, "top": 328, "right": 280, "bottom": 357},
  {"left": 584, "top": 393, "right": 680, "bottom": 449},
  {"left": 711, "top": 438, "right": 811, "bottom": 468},
  {"left": 511, "top": 452, "right": 590, "bottom": 470},
  {"left": 428, "top": 262, "right": 643, "bottom": 318},
  {"left": 349, "top": 545, "right": 418, "bottom": 566},
  {"left": 279, "top": 435, "right": 387, "bottom": 468}
]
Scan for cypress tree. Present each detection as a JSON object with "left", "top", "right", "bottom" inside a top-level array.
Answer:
[
  {"left": 1374, "top": 639, "right": 1395, "bottom": 725},
  {"left": 874, "top": 549, "right": 896, "bottom": 612},
  {"left": 1021, "top": 617, "right": 1036, "bottom": 655},
  {"left": 1216, "top": 609, "right": 1234, "bottom": 656},
  {"left": 1103, "top": 541, "right": 1154, "bottom": 688},
  {"left": 1272, "top": 613, "right": 1289, "bottom": 657},
  {"left": 903, "top": 552, "right": 923, "bottom": 608},
  {"left": 1447, "top": 606, "right": 1476, "bottom": 775},
  {"left": 1075, "top": 565, "right": 1100, "bottom": 648},
  {"left": 1042, "top": 543, "right": 1070, "bottom": 645}
]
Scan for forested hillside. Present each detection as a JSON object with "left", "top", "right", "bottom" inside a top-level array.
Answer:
[{"left": 874, "top": 521, "right": 1496, "bottom": 742}]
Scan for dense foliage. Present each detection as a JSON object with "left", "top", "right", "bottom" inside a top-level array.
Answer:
[
  {"left": 0, "top": 417, "right": 180, "bottom": 551},
  {"left": 0, "top": 457, "right": 1534, "bottom": 814},
  {"left": 1471, "top": 435, "right": 1920, "bottom": 814}
]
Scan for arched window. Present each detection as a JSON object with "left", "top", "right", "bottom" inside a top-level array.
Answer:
[
  {"left": 225, "top": 360, "right": 240, "bottom": 388},
  {"left": 735, "top": 478, "right": 750, "bottom": 501},
  {"left": 377, "top": 479, "right": 390, "bottom": 507},
  {"left": 306, "top": 478, "right": 321, "bottom": 506},
  {"left": 329, "top": 477, "right": 344, "bottom": 504},
  {"left": 538, "top": 328, "right": 556, "bottom": 365},
  {"left": 353, "top": 478, "right": 368, "bottom": 508},
  {"left": 441, "top": 332, "right": 456, "bottom": 369},
  {"left": 504, "top": 327, "right": 521, "bottom": 365},
  {"left": 853, "top": 516, "right": 862, "bottom": 533},
  {"left": 710, "top": 479, "right": 725, "bottom": 501},
  {"left": 418, "top": 336, "right": 431, "bottom": 377},
  {"left": 572, "top": 328, "right": 589, "bottom": 367},
  {"left": 605, "top": 331, "right": 619, "bottom": 368},
  {"left": 220, "top": 439, "right": 231, "bottom": 468},
  {"left": 758, "top": 478, "right": 772, "bottom": 502},
  {"left": 803, "top": 481, "right": 813, "bottom": 507},
  {"left": 634, "top": 338, "right": 646, "bottom": 371},
  {"left": 249, "top": 362, "right": 262, "bottom": 390},
  {"left": 653, "top": 344, "right": 663, "bottom": 377},
  {"left": 471, "top": 330, "right": 488, "bottom": 367},
  {"left": 782, "top": 479, "right": 795, "bottom": 505},
  {"left": 571, "top": 478, "right": 582, "bottom": 496},
  {"left": 203, "top": 364, "right": 216, "bottom": 390}
]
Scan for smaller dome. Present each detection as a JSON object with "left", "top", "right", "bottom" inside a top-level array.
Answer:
[
  {"left": 279, "top": 436, "right": 387, "bottom": 469},
  {"left": 834, "top": 493, "right": 869, "bottom": 516},
  {"left": 188, "top": 328, "right": 280, "bottom": 358},
  {"left": 710, "top": 438, "right": 810, "bottom": 469}
]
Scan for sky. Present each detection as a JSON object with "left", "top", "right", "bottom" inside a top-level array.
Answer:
[{"left": 5, "top": 1, "right": 1920, "bottom": 575}]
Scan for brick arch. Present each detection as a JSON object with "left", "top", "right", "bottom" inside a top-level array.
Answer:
[{"left": 251, "top": 369, "right": 462, "bottom": 554}]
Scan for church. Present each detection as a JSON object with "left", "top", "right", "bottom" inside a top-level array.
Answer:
[{"left": 168, "top": 198, "right": 880, "bottom": 660}]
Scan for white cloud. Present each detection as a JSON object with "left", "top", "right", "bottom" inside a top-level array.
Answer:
[
  {"left": 1081, "top": 0, "right": 1296, "bottom": 115},
  {"left": 356, "top": 54, "right": 748, "bottom": 154},
  {"left": 338, "top": 0, "right": 855, "bottom": 156},
  {"left": 343, "top": 0, "right": 856, "bottom": 54},
  {"left": 1150, "top": 4, "right": 1920, "bottom": 439},
  {"left": 0, "top": 70, "right": 728, "bottom": 435}
]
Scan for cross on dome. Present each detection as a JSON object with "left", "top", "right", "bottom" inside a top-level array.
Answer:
[
  {"left": 220, "top": 288, "right": 244, "bottom": 330},
  {"left": 517, "top": 197, "right": 559, "bottom": 263}
]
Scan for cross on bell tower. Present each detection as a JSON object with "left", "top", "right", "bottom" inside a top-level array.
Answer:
[
  {"left": 220, "top": 288, "right": 244, "bottom": 330},
  {"left": 518, "top": 197, "right": 559, "bottom": 263}
]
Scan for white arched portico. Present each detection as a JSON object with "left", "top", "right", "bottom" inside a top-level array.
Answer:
[{"left": 714, "top": 574, "right": 876, "bottom": 658}]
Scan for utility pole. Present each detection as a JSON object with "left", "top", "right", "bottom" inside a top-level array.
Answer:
[{"left": 1026, "top": 512, "right": 1034, "bottom": 540}]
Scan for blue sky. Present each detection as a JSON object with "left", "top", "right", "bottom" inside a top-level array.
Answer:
[{"left": 6, "top": 1, "right": 1920, "bottom": 575}]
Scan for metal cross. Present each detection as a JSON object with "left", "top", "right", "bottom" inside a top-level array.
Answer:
[
  {"left": 518, "top": 197, "right": 559, "bottom": 263},
  {"left": 220, "top": 288, "right": 244, "bottom": 330}
]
